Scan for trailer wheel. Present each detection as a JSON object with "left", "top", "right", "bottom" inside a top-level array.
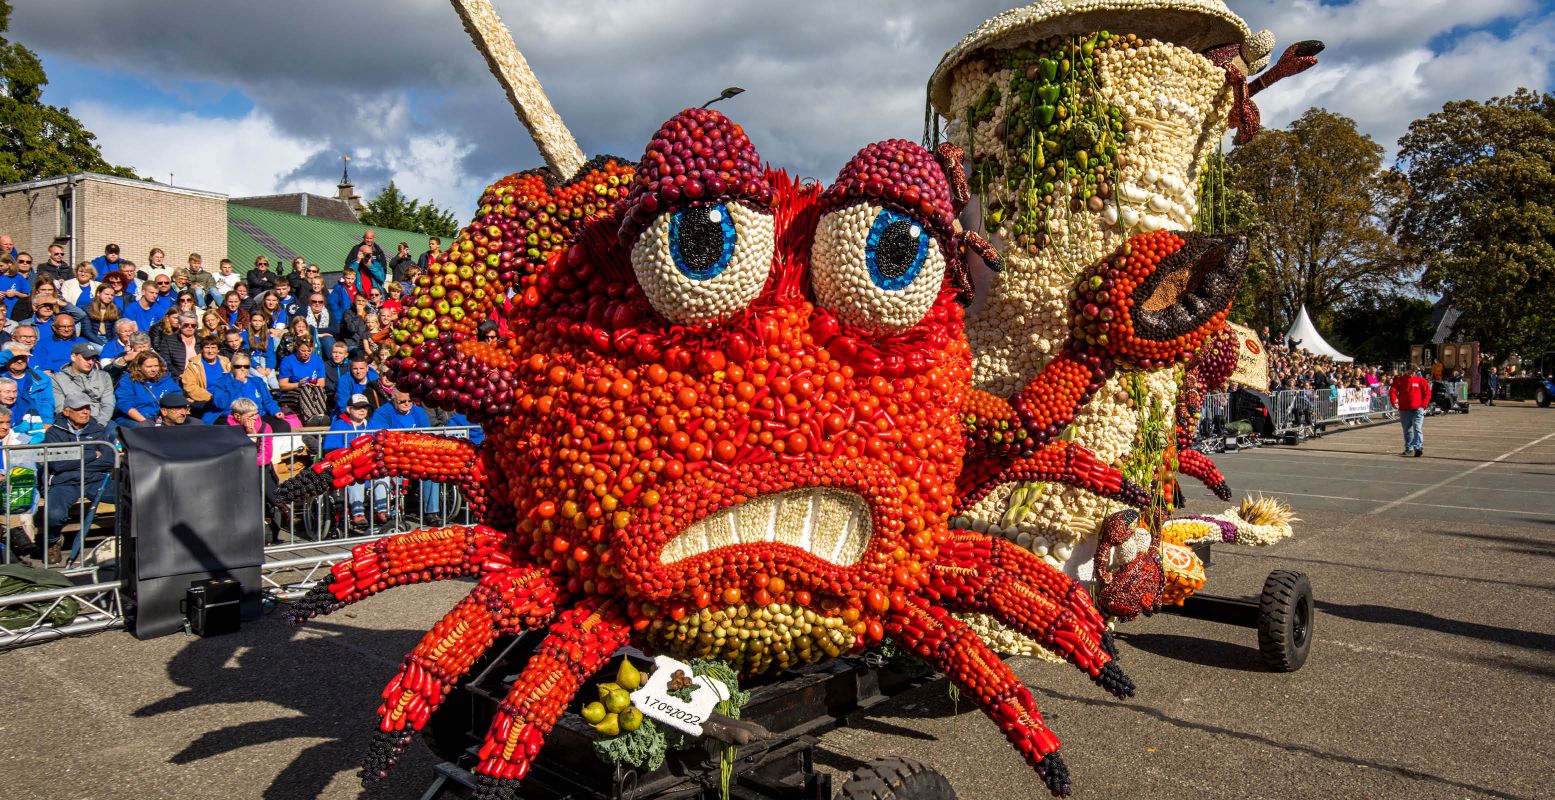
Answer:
[
  {"left": 837, "top": 756, "right": 956, "bottom": 800},
  {"left": 1257, "top": 570, "right": 1313, "bottom": 672},
  {"left": 1537, "top": 387, "right": 1551, "bottom": 408}
]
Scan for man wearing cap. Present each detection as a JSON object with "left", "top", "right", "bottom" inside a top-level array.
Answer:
[
  {"left": 3, "top": 340, "right": 54, "bottom": 430},
  {"left": 52, "top": 342, "right": 114, "bottom": 427},
  {"left": 153, "top": 391, "right": 203, "bottom": 427},
  {"left": 34, "top": 313, "right": 85, "bottom": 373},
  {"left": 121, "top": 279, "right": 172, "bottom": 332},
  {"left": 208, "top": 353, "right": 283, "bottom": 426},
  {"left": 39, "top": 391, "right": 115, "bottom": 564},
  {"left": 89, "top": 243, "right": 122, "bottom": 280},
  {"left": 325, "top": 393, "right": 391, "bottom": 525}
]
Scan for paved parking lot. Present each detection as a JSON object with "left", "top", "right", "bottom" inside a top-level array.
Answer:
[{"left": 1, "top": 403, "right": 1550, "bottom": 799}]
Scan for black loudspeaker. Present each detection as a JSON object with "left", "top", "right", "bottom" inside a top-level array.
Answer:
[
  {"left": 184, "top": 577, "right": 242, "bottom": 636},
  {"left": 119, "top": 426, "right": 265, "bottom": 639},
  {"left": 1231, "top": 388, "right": 1275, "bottom": 437}
]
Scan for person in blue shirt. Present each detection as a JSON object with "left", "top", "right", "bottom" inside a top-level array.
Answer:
[
  {"left": 0, "top": 255, "right": 32, "bottom": 316},
  {"left": 207, "top": 353, "right": 285, "bottom": 427},
  {"left": 277, "top": 338, "right": 325, "bottom": 390},
  {"left": 33, "top": 314, "right": 84, "bottom": 373},
  {"left": 89, "top": 243, "right": 123, "bottom": 283},
  {"left": 121, "top": 281, "right": 172, "bottom": 331},
  {"left": 113, "top": 351, "right": 179, "bottom": 427},
  {"left": 369, "top": 390, "right": 440, "bottom": 516},
  {"left": 333, "top": 354, "right": 379, "bottom": 414},
  {"left": 325, "top": 394, "right": 391, "bottom": 525},
  {"left": 445, "top": 412, "right": 485, "bottom": 446}
]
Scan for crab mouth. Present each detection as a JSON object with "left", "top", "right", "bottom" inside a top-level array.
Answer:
[
  {"left": 659, "top": 488, "right": 873, "bottom": 567},
  {"left": 1129, "top": 232, "right": 1246, "bottom": 341}
]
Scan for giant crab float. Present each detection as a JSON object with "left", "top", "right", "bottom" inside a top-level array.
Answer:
[{"left": 278, "top": 0, "right": 1320, "bottom": 796}]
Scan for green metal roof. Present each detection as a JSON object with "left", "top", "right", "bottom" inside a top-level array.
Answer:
[{"left": 226, "top": 203, "right": 432, "bottom": 275}]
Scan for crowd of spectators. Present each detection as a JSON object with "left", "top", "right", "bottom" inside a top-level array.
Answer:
[
  {"left": 1251, "top": 327, "right": 1396, "bottom": 395},
  {"left": 0, "top": 232, "right": 475, "bottom": 564}
]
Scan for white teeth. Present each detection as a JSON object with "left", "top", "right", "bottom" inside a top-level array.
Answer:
[{"left": 660, "top": 488, "right": 872, "bottom": 567}]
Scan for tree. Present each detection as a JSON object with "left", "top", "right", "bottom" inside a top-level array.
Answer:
[
  {"left": 0, "top": 1, "right": 136, "bottom": 183},
  {"left": 1197, "top": 150, "right": 1277, "bottom": 332},
  {"left": 1327, "top": 293, "right": 1435, "bottom": 365},
  {"left": 1227, "top": 108, "right": 1409, "bottom": 329},
  {"left": 1394, "top": 89, "right": 1555, "bottom": 361},
  {"left": 359, "top": 180, "right": 460, "bottom": 239}
]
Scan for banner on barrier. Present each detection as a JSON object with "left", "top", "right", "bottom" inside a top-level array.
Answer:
[
  {"left": 1227, "top": 322, "right": 1268, "bottom": 388},
  {"left": 1337, "top": 387, "right": 1372, "bottom": 416}
]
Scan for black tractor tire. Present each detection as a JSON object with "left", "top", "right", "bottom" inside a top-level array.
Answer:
[
  {"left": 837, "top": 757, "right": 956, "bottom": 800},
  {"left": 1537, "top": 387, "right": 1551, "bottom": 408},
  {"left": 1257, "top": 570, "right": 1314, "bottom": 672}
]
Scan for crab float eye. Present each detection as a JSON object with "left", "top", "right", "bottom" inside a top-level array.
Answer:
[
  {"left": 631, "top": 201, "right": 775, "bottom": 325},
  {"left": 811, "top": 203, "right": 947, "bottom": 333}
]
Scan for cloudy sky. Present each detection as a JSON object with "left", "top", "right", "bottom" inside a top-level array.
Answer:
[{"left": 11, "top": 0, "right": 1554, "bottom": 217}]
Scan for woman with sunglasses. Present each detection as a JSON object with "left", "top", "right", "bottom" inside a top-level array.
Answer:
[
  {"left": 153, "top": 311, "right": 202, "bottom": 377},
  {"left": 208, "top": 355, "right": 286, "bottom": 428},
  {"left": 0, "top": 255, "right": 31, "bottom": 317}
]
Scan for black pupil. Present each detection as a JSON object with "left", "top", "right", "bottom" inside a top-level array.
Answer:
[
  {"left": 875, "top": 220, "right": 920, "bottom": 281},
  {"left": 675, "top": 206, "right": 725, "bottom": 274}
]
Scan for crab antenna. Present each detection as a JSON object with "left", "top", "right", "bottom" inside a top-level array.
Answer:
[{"left": 450, "top": 0, "right": 587, "bottom": 180}]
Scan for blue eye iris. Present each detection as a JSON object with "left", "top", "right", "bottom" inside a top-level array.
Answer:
[
  {"left": 865, "top": 208, "right": 929, "bottom": 291},
  {"left": 669, "top": 203, "right": 736, "bottom": 281}
]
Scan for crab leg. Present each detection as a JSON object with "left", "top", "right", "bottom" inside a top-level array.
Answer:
[
  {"left": 927, "top": 531, "right": 1134, "bottom": 699},
  {"left": 1177, "top": 449, "right": 1231, "bottom": 500},
  {"left": 886, "top": 596, "right": 1073, "bottom": 797},
  {"left": 274, "top": 431, "right": 491, "bottom": 519},
  {"left": 288, "top": 525, "right": 508, "bottom": 622},
  {"left": 472, "top": 596, "right": 629, "bottom": 799},
  {"left": 363, "top": 567, "right": 564, "bottom": 783},
  {"left": 957, "top": 440, "right": 1151, "bottom": 513}
]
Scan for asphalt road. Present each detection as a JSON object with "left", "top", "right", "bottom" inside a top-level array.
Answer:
[{"left": 1, "top": 402, "right": 1551, "bottom": 800}]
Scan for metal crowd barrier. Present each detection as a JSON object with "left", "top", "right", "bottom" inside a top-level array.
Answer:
[
  {"left": 0, "top": 425, "right": 481, "bottom": 651},
  {"left": 1193, "top": 386, "right": 1398, "bottom": 448}
]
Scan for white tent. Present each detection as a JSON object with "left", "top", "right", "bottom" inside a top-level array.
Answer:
[{"left": 1285, "top": 305, "right": 1352, "bottom": 362}]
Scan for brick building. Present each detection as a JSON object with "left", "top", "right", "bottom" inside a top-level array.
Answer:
[{"left": 0, "top": 173, "right": 227, "bottom": 274}]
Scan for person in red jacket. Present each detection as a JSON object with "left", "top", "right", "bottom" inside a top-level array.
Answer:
[{"left": 1389, "top": 370, "right": 1433, "bottom": 456}]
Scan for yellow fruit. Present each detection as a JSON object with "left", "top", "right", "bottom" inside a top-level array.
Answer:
[
  {"left": 603, "top": 688, "right": 632, "bottom": 714},
  {"left": 597, "top": 682, "right": 622, "bottom": 700},
  {"left": 593, "top": 712, "right": 620, "bottom": 737},
  {"left": 581, "top": 701, "right": 607, "bottom": 724},
  {"left": 616, "top": 659, "right": 643, "bottom": 691},
  {"left": 620, "top": 707, "right": 644, "bottom": 732}
]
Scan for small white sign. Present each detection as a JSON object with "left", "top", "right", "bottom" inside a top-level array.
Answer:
[{"left": 629, "top": 655, "right": 730, "bottom": 736}]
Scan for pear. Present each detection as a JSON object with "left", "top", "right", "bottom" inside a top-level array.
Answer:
[
  {"left": 603, "top": 688, "right": 632, "bottom": 714},
  {"left": 581, "top": 701, "right": 607, "bottom": 724},
  {"left": 593, "top": 712, "right": 620, "bottom": 737},
  {"left": 616, "top": 659, "right": 643, "bottom": 691},
  {"left": 620, "top": 707, "right": 644, "bottom": 733}
]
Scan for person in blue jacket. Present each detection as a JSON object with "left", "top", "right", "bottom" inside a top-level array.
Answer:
[
  {"left": 207, "top": 353, "right": 287, "bottom": 428},
  {"left": 113, "top": 351, "right": 179, "bottom": 427},
  {"left": 333, "top": 354, "right": 379, "bottom": 414},
  {"left": 0, "top": 256, "right": 31, "bottom": 316},
  {"left": 2, "top": 343, "right": 54, "bottom": 429},
  {"left": 369, "top": 390, "right": 439, "bottom": 516},
  {"left": 325, "top": 394, "right": 390, "bottom": 525},
  {"left": 327, "top": 267, "right": 356, "bottom": 323}
]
